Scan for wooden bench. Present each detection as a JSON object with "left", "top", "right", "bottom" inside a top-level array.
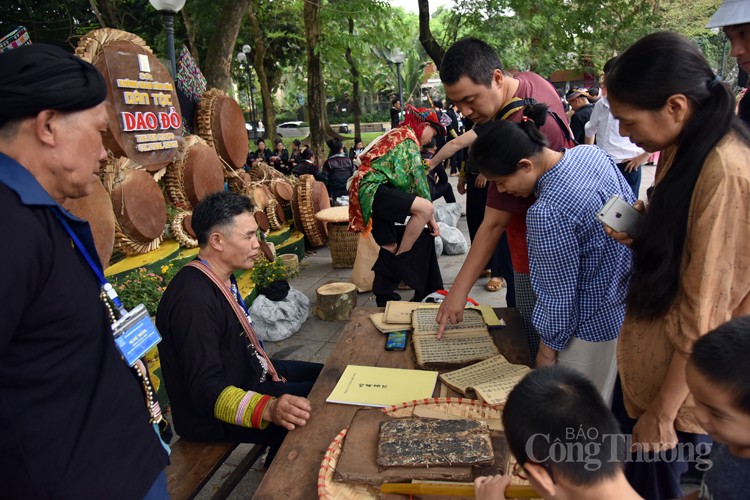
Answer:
[
  {"left": 360, "top": 123, "right": 386, "bottom": 133},
  {"left": 166, "top": 439, "right": 266, "bottom": 499}
]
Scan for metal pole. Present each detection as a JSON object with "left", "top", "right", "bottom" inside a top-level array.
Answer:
[
  {"left": 396, "top": 62, "right": 403, "bottom": 119},
  {"left": 162, "top": 12, "right": 177, "bottom": 79},
  {"left": 247, "top": 67, "right": 258, "bottom": 139}
]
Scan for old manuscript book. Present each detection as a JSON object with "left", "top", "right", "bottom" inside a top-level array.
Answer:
[
  {"left": 383, "top": 301, "right": 438, "bottom": 324},
  {"left": 439, "top": 355, "right": 531, "bottom": 406},
  {"left": 369, "top": 312, "right": 411, "bottom": 334},
  {"left": 411, "top": 308, "right": 499, "bottom": 369},
  {"left": 377, "top": 417, "right": 494, "bottom": 468}
]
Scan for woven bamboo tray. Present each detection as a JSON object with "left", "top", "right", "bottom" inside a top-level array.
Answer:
[{"left": 318, "top": 398, "right": 524, "bottom": 499}]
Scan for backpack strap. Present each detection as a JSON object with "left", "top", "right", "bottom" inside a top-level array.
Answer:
[{"left": 497, "top": 97, "right": 577, "bottom": 147}]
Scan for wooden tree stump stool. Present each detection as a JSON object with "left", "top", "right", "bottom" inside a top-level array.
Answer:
[{"left": 313, "top": 282, "right": 357, "bottom": 321}]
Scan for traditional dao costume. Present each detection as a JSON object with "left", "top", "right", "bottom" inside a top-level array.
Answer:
[
  {"left": 348, "top": 105, "right": 445, "bottom": 306},
  {"left": 0, "top": 45, "right": 168, "bottom": 498}
]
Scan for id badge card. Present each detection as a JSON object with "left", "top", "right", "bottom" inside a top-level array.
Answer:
[{"left": 112, "top": 303, "right": 162, "bottom": 366}]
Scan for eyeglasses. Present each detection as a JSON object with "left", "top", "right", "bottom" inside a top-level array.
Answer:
[{"left": 512, "top": 461, "right": 557, "bottom": 484}]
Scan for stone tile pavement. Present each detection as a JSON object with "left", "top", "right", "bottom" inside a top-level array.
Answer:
[{"left": 190, "top": 164, "right": 657, "bottom": 498}]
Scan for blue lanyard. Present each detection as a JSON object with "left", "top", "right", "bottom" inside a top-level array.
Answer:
[
  {"left": 230, "top": 274, "right": 251, "bottom": 317},
  {"left": 53, "top": 207, "right": 127, "bottom": 315}
]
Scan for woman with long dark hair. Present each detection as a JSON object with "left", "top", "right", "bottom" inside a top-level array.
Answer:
[
  {"left": 606, "top": 31, "right": 750, "bottom": 499},
  {"left": 469, "top": 103, "right": 634, "bottom": 401}
]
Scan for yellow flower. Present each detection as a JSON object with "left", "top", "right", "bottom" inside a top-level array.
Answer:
[{"left": 161, "top": 265, "right": 169, "bottom": 274}]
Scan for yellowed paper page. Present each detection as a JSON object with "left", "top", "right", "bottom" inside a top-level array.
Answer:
[
  {"left": 413, "top": 332, "right": 499, "bottom": 367},
  {"left": 439, "top": 355, "right": 531, "bottom": 406},
  {"left": 412, "top": 308, "right": 487, "bottom": 336}
]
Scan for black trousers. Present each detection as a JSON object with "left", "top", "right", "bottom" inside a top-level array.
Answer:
[
  {"left": 222, "top": 359, "right": 323, "bottom": 466},
  {"left": 371, "top": 227, "right": 444, "bottom": 307},
  {"left": 465, "top": 174, "right": 515, "bottom": 307}
]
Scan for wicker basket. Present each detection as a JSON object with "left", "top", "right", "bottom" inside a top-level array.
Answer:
[{"left": 327, "top": 223, "right": 358, "bottom": 268}]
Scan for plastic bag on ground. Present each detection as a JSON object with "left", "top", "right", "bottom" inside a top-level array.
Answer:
[{"left": 249, "top": 287, "right": 310, "bottom": 341}]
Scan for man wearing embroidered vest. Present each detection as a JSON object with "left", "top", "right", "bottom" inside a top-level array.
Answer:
[
  {"left": 156, "top": 191, "right": 322, "bottom": 467},
  {"left": 435, "top": 37, "right": 574, "bottom": 366},
  {"left": 0, "top": 45, "right": 169, "bottom": 498}
]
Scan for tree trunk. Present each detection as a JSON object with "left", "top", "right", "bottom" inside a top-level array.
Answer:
[
  {"left": 204, "top": 0, "right": 251, "bottom": 91},
  {"left": 345, "top": 17, "right": 362, "bottom": 139},
  {"left": 89, "top": 0, "right": 108, "bottom": 27},
  {"left": 417, "top": 0, "right": 445, "bottom": 69},
  {"left": 248, "top": 0, "right": 276, "bottom": 141},
  {"left": 181, "top": 9, "right": 199, "bottom": 68},
  {"left": 304, "top": 0, "right": 328, "bottom": 162}
]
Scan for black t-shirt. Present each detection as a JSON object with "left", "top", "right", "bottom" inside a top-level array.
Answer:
[
  {"left": 0, "top": 168, "right": 167, "bottom": 498},
  {"left": 570, "top": 103, "right": 594, "bottom": 144}
]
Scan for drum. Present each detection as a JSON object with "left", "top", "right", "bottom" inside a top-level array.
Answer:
[
  {"left": 63, "top": 178, "right": 116, "bottom": 267},
  {"left": 102, "top": 156, "right": 167, "bottom": 255},
  {"left": 195, "top": 88, "right": 248, "bottom": 170},
  {"left": 166, "top": 135, "right": 225, "bottom": 210},
  {"left": 292, "top": 174, "right": 331, "bottom": 248},
  {"left": 171, "top": 210, "right": 198, "bottom": 248}
]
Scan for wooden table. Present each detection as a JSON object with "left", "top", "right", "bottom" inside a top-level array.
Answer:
[{"left": 253, "top": 306, "right": 531, "bottom": 499}]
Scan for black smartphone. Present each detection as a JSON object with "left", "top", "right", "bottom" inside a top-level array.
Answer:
[{"left": 384, "top": 330, "right": 408, "bottom": 351}]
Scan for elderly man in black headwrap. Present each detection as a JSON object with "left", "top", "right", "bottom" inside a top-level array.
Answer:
[{"left": 0, "top": 45, "right": 169, "bottom": 498}]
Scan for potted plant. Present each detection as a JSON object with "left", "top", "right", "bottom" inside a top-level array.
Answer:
[{"left": 250, "top": 256, "right": 290, "bottom": 301}]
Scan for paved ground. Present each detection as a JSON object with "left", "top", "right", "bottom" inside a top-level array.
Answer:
[{"left": 190, "top": 165, "right": 657, "bottom": 498}]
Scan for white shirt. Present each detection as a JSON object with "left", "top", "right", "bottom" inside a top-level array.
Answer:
[{"left": 584, "top": 96, "right": 645, "bottom": 162}]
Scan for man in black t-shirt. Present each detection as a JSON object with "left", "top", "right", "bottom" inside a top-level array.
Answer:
[
  {"left": 390, "top": 98, "right": 401, "bottom": 129},
  {"left": 566, "top": 88, "right": 594, "bottom": 144}
]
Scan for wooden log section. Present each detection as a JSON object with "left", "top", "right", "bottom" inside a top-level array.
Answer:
[{"left": 313, "top": 282, "right": 357, "bottom": 321}]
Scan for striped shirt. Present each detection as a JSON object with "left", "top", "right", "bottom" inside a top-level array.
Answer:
[{"left": 527, "top": 145, "right": 634, "bottom": 351}]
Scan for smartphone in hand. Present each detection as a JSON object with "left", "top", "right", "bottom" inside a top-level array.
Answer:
[
  {"left": 596, "top": 195, "right": 642, "bottom": 234},
  {"left": 385, "top": 331, "right": 408, "bottom": 351}
]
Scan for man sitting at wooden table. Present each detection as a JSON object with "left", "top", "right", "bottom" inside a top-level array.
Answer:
[{"left": 156, "top": 191, "right": 322, "bottom": 466}]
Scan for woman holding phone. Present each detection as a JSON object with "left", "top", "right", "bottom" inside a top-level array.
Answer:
[
  {"left": 468, "top": 103, "right": 634, "bottom": 403},
  {"left": 605, "top": 31, "right": 750, "bottom": 499}
]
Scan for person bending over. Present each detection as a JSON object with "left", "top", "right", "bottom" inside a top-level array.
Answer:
[
  {"left": 458, "top": 103, "right": 632, "bottom": 402},
  {"left": 348, "top": 105, "right": 445, "bottom": 306},
  {"left": 156, "top": 191, "right": 322, "bottom": 467}
]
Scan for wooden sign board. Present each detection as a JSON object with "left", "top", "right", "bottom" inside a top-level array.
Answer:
[{"left": 95, "top": 41, "right": 182, "bottom": 171}]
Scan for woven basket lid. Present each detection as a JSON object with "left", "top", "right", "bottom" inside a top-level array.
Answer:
[
  {"left": 196, "top": 89, "right": 248, "bottom": 169},
  {"left": 62, "top": 178, "right": 116, "bottom": 267},
  {"left": 315, "top": 206, "right": 349, "bottom": 223},
  {"left": 111, "top": 168, "right": 168, "bottom": 242}
]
